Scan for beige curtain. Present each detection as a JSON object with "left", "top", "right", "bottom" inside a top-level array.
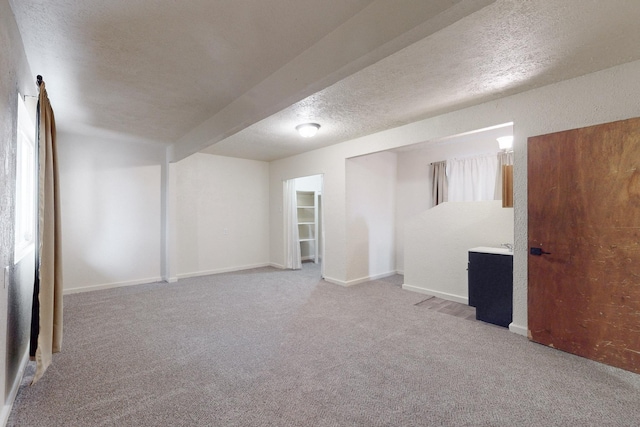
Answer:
[
  {"left": 502, "top": 164, "right": 514, "bottom": 207},
  {"left": 32, "top": 79, "right": 63, "bottom": 384},
  {"left": 431, "top": 161, "right": 448, "bottom": 207},
  {"left": 495, "top": 151, "right": 514, "bottom": 200}
]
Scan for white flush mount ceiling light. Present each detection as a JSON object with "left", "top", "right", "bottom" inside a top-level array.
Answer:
[
  {"left": 296, "top": 123, "right": 321, "bottom": 138},
  {"left": 497, "top": 135, "right": 514, "bottom": 150}
]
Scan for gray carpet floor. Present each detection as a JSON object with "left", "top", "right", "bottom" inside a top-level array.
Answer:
[{"left": 8, "top": 263, "right": 640, "bottom": 426}]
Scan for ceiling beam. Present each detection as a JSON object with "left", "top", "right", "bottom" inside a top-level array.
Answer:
[{"left": 169, "top": 0, "right": 495, "bottom": 162}]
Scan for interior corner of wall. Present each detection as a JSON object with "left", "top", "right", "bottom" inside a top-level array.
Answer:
[{"left": 508, "top": 322, "right": 528, "bottom": 337}]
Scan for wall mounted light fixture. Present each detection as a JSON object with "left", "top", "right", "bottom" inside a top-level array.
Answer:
[
  {"left": 296, "top": 123, "right": 321, "bottom": 138},
  {"left": 497, "top": 135, "right": 514, "bottom": 150}
]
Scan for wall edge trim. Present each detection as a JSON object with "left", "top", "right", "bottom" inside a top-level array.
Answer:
[
  {"left": 176, "top": 263, "right": 273, "bottom": 279},
  {"left": 1, "top": 348, "right": 30, "bottom": 427},
  {"left": 63, "top": 276, "right": 163, "bottom": 295},
  {"left": 508, "top": 322, "right": 528, "bottom": 336},
  {"left": 325, "top": 271, "right": 398, "bottom": 287},
  {"left": 401, "top": 283, "right": 468, "bottom": 304}
]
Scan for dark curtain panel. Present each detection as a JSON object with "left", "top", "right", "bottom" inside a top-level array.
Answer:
[{"left": 431, "top": 161, "right": 448, "bottom": 207}]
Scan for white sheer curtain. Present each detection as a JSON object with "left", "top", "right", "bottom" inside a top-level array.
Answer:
[
  {"left": 283, "top": 179, "right": 301, "bottom": 270},
  {"left": 447, "top": 154, "right": 499, "bottom": 202}
]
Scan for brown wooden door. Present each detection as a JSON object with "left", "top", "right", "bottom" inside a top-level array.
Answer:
[{"left": 528, "top": 117, "right": 640, "bottom": 374}]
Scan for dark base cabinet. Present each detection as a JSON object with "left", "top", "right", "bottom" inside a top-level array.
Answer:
[{"left": 468, "top": 251, "right": 513, "bottom": 327}]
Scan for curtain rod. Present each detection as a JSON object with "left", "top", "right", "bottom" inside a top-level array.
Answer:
[{"left": 429, "top": 151, "right": 505, "bottom": 165}]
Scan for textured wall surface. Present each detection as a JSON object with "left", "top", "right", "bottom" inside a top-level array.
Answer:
[
  {"left": 57, "top": 132, "right": 164, "bottom": 291},
  {"left": 0, "top": 0, "right": 36, "bottom": 407},
  {"left": 346, "top": 151, "right": 397, "bottom": 283},
  {"left": 394, "top": 126, "right": 510, "bottom": 273},
  {"left": 403, "top": 201, "right": 514, "bottom": 303},
  {"left": 175, "top": 153, "right": 270, "bottom": 277},
  {"left": 269, "top": 58, "right": 640, "bottom": 336}
]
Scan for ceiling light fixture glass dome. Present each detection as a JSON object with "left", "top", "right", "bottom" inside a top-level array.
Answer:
[{"left": 296, "top": 123, "right": 321, "bottom": 138}]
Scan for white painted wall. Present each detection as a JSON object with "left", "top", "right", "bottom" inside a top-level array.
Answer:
[
  {"left": 57, "top": 132, "right": 164, "bottom": 292},
  {"left": 0, "top": 0, "right": 36, "bottom": 418},
  {"left": 175, "top": 153, "right": 270, "bottom": 277},
  {"left": 294, "top": 174, "right": 322, "bottom": 192},
  {"left": 345, "top": 151, "right": 397, "bottom": 284},
  {"left": 269, "top": 59, "right": 640, "bottom": 335},
  {"left": 403, "top": 201, "right": 514, "bottom": 303},
  {"left": 395, "top": 133, "right": 505, "bottom": 273},
  {"left": 58, "top": 143, "right": 270, "bottom": 289}
]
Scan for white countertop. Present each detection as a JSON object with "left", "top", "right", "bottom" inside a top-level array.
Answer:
[{"left": 469, "top": 246, "right": 513, "bottom": 255}]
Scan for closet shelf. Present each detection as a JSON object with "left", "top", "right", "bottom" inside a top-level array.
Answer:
[{"left": 296, "top": 190, "right": 320, "bottom": 263}]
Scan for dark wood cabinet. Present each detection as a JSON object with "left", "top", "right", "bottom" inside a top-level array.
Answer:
[{"left": 468, "top": 250, "right": 513, "bottom": 327}]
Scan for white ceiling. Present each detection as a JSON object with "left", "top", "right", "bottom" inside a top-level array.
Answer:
[{"left": 10, "top": 0, "right": 640, "bottom": 162}]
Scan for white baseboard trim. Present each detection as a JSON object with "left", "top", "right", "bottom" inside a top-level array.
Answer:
[
  {"left": 63, "top": 276, "right": 163, "bottom": 295},
  {"left": 509, "top": 322, "right": 528, "bottom": 336},
  {"left": 269, "top": 263, "right": 285, "bottom": 269},
  {"left": 63, "top": 263, "right": 282, "bottom": 295},
  {"left": 176, "top": 263, "right": 272, "bottom": 280},
  {"left": 1, "top": 349, "right": 30, "bottom": 427},
  {"left": 401, "top": 284, "right": 468, "bottom": 305},
  {"left": 322, "top": 276, "right": 345, "bottom": 286},
  {"left": 324, "top": 271, "right": 398, "bottom": 287}
]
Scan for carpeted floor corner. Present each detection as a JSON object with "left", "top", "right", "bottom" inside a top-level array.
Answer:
[{"left": 8, "top": 263, "right": 640, "bottom": 426}]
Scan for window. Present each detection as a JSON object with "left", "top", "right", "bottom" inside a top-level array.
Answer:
[
  {"left": 15, "top": 94, "right": 36, "bottom": 263},
  {"left": 446, "top": 154, "right": 499, "bottom": 202}
]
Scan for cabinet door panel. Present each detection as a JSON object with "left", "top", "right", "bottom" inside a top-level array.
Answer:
[{"left": 468, "top": 252, "right": 513, "bottom": 327}]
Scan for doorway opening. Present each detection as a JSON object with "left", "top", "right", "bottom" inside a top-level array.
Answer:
[
  {"left": 283, "top": 174, "right": 324, "bottom": 277},
  {"left": 343, "top": 123, "right": 514, "bottom": 297}
]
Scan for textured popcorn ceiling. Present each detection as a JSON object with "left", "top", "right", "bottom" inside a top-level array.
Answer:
[
  {"left": 9, "top": 0, "right": 640, "bottom": 161},
  {"left": 202, "top": 0, "right": 640, "bottom": 161}
]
